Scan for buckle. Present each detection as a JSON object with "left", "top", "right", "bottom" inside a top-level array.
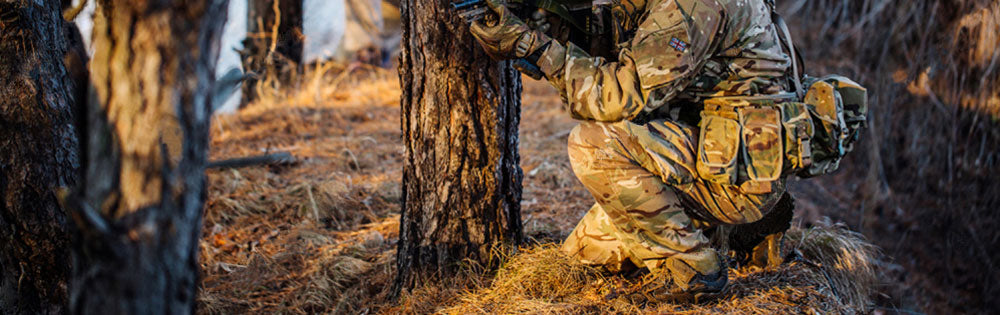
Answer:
[{"left": 796, "top": 124, "right": 813, "bottom": 168}]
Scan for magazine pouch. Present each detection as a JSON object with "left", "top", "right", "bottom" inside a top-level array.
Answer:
[
  {"left": 739, "top": 106, "right": 783, "bottom": 183},
  {"left": 697, "top": 104, "right": 741, "bottom": 185}
]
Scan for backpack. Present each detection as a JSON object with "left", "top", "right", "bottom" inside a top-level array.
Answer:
[
  {"left": 694, "top": 2, "right": 869, "bottom": 190},
  {"left": 780, "top": 76, "right": 868, "bottom": 178}
]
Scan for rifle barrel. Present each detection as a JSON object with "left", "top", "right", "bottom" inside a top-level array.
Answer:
[
  {"left": 458, "top": 7, "right": 488, "bottom": 21},
  {"left": 451, "top": 0, "right": 483, "bottom": 10}
]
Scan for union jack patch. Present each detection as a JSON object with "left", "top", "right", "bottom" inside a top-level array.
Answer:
[{"left": 669, "top": 37, "right": 688, "bottom": 52}]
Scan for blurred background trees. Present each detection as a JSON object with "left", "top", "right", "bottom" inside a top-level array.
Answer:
[
  {"left": 241, "top": 0, "right": 303, "bottom": 104},
  {"left": 66, "top": 0, "right": 229, "bottom": 313}
]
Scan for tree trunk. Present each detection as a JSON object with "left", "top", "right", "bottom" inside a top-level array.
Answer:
[
  {"left": 393, "top": 0, "right": 524, "bottom": 294},
  {"left": 0, "top": 1, "right": 81, "bottom": 313},
  {"left": 240, "top": 0, "right": 303, "bottom": 104},
  {"left": 66, "top": 1, "right": 228, "bottom": 313}
]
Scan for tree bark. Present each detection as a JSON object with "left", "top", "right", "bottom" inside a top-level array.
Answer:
[
  {"left": 241, "top": 0, "right": 303, "bottom": 104},
  {"left": 66, "top": 0, "right": 228, "bottom": 313},
  {"left": 0, "top": 1, "right": 81, "bottom": 313},
  {"left": 393, "top": 0, "right": 524, "bottom": 294}
]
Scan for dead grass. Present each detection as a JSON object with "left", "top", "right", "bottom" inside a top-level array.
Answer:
[
  {"left": 199, "top": 64, "right": 404, "bottom": 314},
  {"left": 444, "top": 223, "right": 877, "bottom": 315},
  {"left": 785, "top": 220, "right": 879, "bottom": 310}
]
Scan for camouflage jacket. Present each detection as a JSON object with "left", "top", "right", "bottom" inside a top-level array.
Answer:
[{"left": 535, "top": 0, "right": 792, "bottom": 122}]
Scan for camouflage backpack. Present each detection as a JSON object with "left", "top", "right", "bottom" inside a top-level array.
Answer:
[
  {"left": 780, "top": 76, "right": 868, "bottom": 178},
  {"left": 695, "top": 1, "right": 869, "bottom": 190}
]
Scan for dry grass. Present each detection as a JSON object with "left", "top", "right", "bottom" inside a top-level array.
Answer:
[
  {"left": 199, "top": 64, "right": 404, "bottom": 314},
  {"left": 785, "top": 220, "right": 879, "bottom": 310},
  {"left": 444, "top": 223, "right": 878, "bottom": 315}
]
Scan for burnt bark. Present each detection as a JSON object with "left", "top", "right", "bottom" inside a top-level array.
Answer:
[
  {"left": 393, "top": 0, "right": 524, "bottom": 294},
  {"left": 0, "top": 1, "right": 81, "bottom": 313},
  {"left": 240, "top": 0, "right": 303, "bottom": 104},
  {"left": 65, "top": 0, "right": 228, "bottom": 313}
]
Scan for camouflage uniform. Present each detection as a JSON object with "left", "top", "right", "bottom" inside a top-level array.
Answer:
[
  {"left": 530, "top": 0, "right": 795, "bottom": 285},
  {"left": 472, "top": 0, "right": 803, "bottom": 292}
]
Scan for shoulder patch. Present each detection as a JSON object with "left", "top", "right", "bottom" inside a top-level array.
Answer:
[{"left": 669, "top": 37, "right": 689, "bottom": 52}]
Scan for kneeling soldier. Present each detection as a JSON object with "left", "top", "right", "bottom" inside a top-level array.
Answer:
[{"left": 469, "top": 0, "right": 867, "bottom": 299}]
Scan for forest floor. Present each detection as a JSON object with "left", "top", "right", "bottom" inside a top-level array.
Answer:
[{"left": 195, "top": 67, "right": 891, "bottom": 314}]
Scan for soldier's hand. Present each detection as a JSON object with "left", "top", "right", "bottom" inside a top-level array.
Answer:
[
  {"left": 470, "top": 0, "right": 550, "bottom": 60},
  {"left": 526, "top": 9, "right": 551, "bottom": 33}
]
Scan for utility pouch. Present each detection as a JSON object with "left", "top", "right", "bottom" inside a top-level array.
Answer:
[
  {"left": 779, "top": 101, "right": 815, "bottom": 172},
  {"left": 802, "top": 79, "right": 844, "bottom": 176},
  {"left": 697, "top": 105, "right": 741, "bottom": 185},
  {"left": 739, "top": 106, "right": 783, "bottom": 183},
  {"left": 798, "top": 75, "right": 868, "bottom": 177}
]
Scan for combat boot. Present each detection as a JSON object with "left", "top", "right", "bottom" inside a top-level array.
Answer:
[
  {"left": 745, "top": 232, "right": 784, "bottom": 268},
  {"left": 661, "top": 247, "right": 728, "bottom": 301},
  {"left": 730, "top": 192, "right": 794, "bottom": 269}
]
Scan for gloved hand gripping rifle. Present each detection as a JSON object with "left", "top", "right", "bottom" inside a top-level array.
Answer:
[{"left": 452, "top": 0, "right": 597, "bottom": 79}]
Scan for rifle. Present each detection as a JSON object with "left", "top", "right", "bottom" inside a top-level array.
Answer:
[
  {"left": 452, "top": 0, "right": 593, "bottom": 32},
  {"left": 452, "top": 0, "right": 597, "bottom": 79}
]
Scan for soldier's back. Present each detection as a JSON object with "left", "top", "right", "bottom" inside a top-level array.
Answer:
[{"left": 687, "top": 0, "right": 792, "bottom": 97}]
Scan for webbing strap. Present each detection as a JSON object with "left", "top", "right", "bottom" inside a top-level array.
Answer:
[
  {"left": 769, "top": 7, "right": 804, "bottom": 100},
  {"left": 703, "top": 92, "right": 797, "bottom": 108}
]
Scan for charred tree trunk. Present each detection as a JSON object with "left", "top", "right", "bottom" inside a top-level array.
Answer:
[
  {"left": 65, "top": 0, "right": 228, "bottom": 313},
  {"left": 240, "top": 0, "right": 303, "bottom": 104},
  {"left": 393, "top": 0, "right": 524, "bottom": 294},
  {"left": 0, "top": 1, "right": 81, "bottom": 313}
]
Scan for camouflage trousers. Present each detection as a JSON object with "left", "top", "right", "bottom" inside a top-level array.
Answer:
[{"left": 561, "top": 120, "right": 786, "bottom": 281}]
